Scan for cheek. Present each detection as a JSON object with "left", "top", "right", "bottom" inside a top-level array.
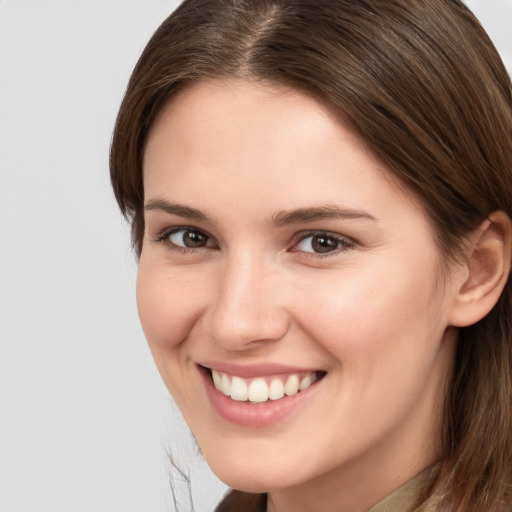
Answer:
[
  {"left": 291, "top": 265, "right": 449, "bottom": 440},
  {"left": 136, "top": 260, "right": 204, "bottom": 350},
  {"left": 293, "top": 258, "right": 444, "bottom": 369},
  {"left": 135, "top": 260, "right": 212, "bottom": 407}
]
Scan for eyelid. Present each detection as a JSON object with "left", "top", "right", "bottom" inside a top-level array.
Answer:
[
  {"left": 150, "top": 226, "right": 355, "bottom": 258},
  {"left": 152, "top": 225, "right": 217, "bottom": 251},
  {"left": 289, "top": 230, "right": 355, "bottom": 257}
]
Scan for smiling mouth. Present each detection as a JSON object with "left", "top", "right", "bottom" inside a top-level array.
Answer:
[{"left": 205, "top": 368, "right": 327, "bottom": 404}]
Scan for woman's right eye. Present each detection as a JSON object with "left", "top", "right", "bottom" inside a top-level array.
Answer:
[{"left": 157, "top": 228, "right": 214, "bottom": 250}]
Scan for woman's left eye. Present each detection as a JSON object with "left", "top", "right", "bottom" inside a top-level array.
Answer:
[{"left": 292, "top": 233, "right": 354, "bottom": 255}]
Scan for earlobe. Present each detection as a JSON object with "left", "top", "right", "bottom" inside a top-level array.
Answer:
[{"left": 449, "top": 211, "right": 512, "bottom": 328}]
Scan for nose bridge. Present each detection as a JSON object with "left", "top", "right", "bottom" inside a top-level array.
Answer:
[{"left": 206, "top": 250, "right": 288, "bottom": 349}]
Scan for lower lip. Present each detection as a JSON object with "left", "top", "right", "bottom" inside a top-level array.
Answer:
[{"left": 199, "top": 367, "right": 323, "bottom": 428}]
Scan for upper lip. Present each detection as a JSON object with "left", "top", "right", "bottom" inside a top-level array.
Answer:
[{"left": 197, "top": 361, "right": 323, "bottom": 378}]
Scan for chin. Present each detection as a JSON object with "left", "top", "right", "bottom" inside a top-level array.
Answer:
[
  {"left": 202, "top": 445, "right": 298, "bottom": 493},
  {"left": 211, "top": 467, "right": 280, "bottom": 494}
]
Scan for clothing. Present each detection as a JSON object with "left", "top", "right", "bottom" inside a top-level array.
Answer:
[
  {"left": 214, "top": 464, "right": 449, "bottom": 512},
  {"left": 214, "top": 490, "right": 267, "bottom": 512},
  {"left": 367, "top": 464, "right": 447, "bottom": 512}
]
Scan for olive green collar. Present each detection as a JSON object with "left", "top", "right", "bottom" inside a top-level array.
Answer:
[{"left": 216, "top": 464, "right": 446, "bottom": 512}]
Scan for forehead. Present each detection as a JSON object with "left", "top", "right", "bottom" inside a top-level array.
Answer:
[
  {"left": 145, "top": 79, "right": 352, "bottom": 168},
  {"left": 143, "top": 79, "right": 427, "bottom": 230}
]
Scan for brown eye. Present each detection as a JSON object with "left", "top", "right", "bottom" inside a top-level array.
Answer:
[
  {"left": 294, "top": 233, "right": 354, "bottom": 255},
  {"left": 168, "top": 229, "right": 210, "bottom": 248},
  {"left": 310, "top": 235, "right": 339, "bottom": 253}
]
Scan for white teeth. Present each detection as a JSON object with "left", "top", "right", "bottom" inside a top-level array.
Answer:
[
  {"left": 284, "top": 374, "right": 300, "bottom": 396},
  {"left": 230, "top": 376, "right": 248, "bottom": 401},
  {"left": 268, "top": 379, "right": 285, "bottom": 400},
  {"left": 248, "top": 379, "right": 268, "bottom": 402},
  {"left": 300, "top": 374, "right": 312, "bottom": 391},
  {"left": 221, "top": 373, "right": 231, "bottom": 396},
  {"left": 212, "top": 370, "right": 222, "bottom": 390},
  {"left": 210, "top": 369, "right": 321, "bottom": 403}
]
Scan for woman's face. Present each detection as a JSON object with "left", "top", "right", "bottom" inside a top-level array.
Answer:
[{"left": 138, "top": 80, "right": 459, "bottom": 496}]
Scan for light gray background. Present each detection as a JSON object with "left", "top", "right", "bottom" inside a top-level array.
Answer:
[{"left": 0, "top": 1, "right": 510, "bottom": 511}]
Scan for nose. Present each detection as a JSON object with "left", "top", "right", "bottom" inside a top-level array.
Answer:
[{"left": 203, "top": 253, "right": 290, "bottom": 351}]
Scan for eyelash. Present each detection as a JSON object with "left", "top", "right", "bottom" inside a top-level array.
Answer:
[
  {"left": 153, "top": 226, "right": 355, "bottom": 258},
  {"left": 290, "top": 231, "right": 355, "bottom": 259},
  {"left": 153, "top": 226, "right": 216, "bottom": 255}
]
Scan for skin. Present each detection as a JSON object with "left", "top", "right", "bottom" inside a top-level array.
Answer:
[{"left": 138, "top": 79, "right": 465, "bottom": 512}]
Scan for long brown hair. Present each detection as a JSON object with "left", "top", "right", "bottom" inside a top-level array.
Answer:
[{"left": 110, "top": 0, "right": 512, "bottom": 509}]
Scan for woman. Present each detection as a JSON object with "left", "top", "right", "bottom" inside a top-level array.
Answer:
[{"left": 110, "top": 0, "right": 512, "bottom": 510}]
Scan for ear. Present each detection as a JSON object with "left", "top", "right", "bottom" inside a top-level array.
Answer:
[{"left": 449, "top": 211, "right": 512, "bottom": 327}]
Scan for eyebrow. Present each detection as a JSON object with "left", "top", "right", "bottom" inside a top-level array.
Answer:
[
  {"left": 144, "top": 198, "right": 214, "bottom": 224},
  {"left": 144, "top": 198, "right": 377, "bottom": 226},
  {"left": 271, "top": 205, "right": 377, "bottom": 227}
]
